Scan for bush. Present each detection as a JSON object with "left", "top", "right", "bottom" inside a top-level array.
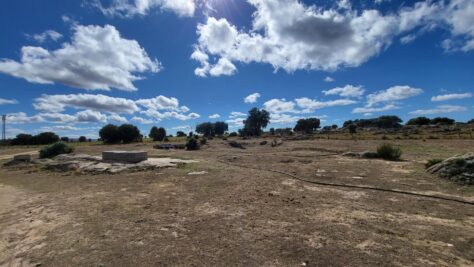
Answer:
[
  {"left": 200, "top": 138, "right": 207, "bottom": 145},
  {"left": 78, "top": 136, "right": 87, "bottom": 142},
  {"left": 186, "top": 137, "right": 200, "bottom": 150},
  {"left": 229, "top": 132, "right": 238, "bottom": 137},
  {"left": 425, "top": 159, "right": 443, "bottom": 169},
  {"left": 39, "top": 142, "right": 74, "bottom": 159},
  {"left": 376, "top": 143, "right": 402, "bottom": 160}
]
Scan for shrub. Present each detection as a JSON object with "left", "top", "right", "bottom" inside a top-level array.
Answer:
[
  {"left": 78, "top": 136, "right": 87, "bottom": 142},
  {"left": 200, "top": 138, "right": 207, "bottom": 145},
  {"left": 229, "top": 132, "right": 238, "bottom": 137},
  {"left": 186, "top": 137, "right": 200, "bottom": 150},
  {"left": 60, "top": 137, "right": 70, "bottom": 142},
  {"left": 425, "top": 159, "right": 443, "bottom": 169},
  {"left": 376, "top": 143, "right": 402, "bottom": 160},
  {"left": 39, "top": 142, "right": 74, "bottom": 159}
]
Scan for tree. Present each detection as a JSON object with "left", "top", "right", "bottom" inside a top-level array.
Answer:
[
  {"left": 213, "top": 121, "right": 228, "bottom": 136},
  {"left": 34, "top": 132, "right": 59, "bottom": 145},
  {"left": 99, "top": 124, "right": 121, "bottom": 144},
  {"left": 269, "top": 128, "right": 275, "bottom": 135},
  {"left": 348, "top": 124, "right": 357, "bottom": 136},
  {"left": 149, "top": 126, "right": 166, "bottom": 141},
  {"left": 241, "top": 108, "right": 270, "bottom": 136},
  {"left": 78, "top": 136, "right": 87, "bottom": 142},
  {"left": 294, "top": 118, "right": 321, "bottom": 133},
  {"left": 60, "top": 137, "right": 70, "bottom": 142},
  {"left": 196, "top": 122, "right": 215, "bottom": 137},
  {"left": 406, "top": 116, "right": 431, "bottom": 126},
  {"left": 431, "top": 117, "right": 455, "bottom": 125},
  {"left": 331, "top": 124, "right": 338, "bottom": 129},
  {"left": 176, "top": 131, "right": 186, "bottom": 137},
  {"left": 343, "top": 115, "right": 402, "bottom": 129},
  {"left": 118, "top": 124, "right": 141, "bottom": 144},
  {"left": 11, "top": 134, "right": 33, "bottom": 145},
  {"left": 376, "top": 116, "right": 403, "bottom": 128},
  {"left": 468, "top": 119, "right": 474, "bottom": 124}
]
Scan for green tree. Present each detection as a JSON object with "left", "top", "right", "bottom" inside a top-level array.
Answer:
[
  {"left": 406, "top": 116, "right": 431, "bottom": 126},
  {"left": 11, "top": 134, "right": 33, "bottom": 145},
  {"left": 149, "top": 126, "right": 167, "bottom": 141},
  {"left": 196, "top": 122, "right": 214, "bottom": 136},
  {"left": 294, "top": 118, "right": 321, "bottom": 133},
  {"left": 431, "top": 117, "right": 455, "bottom": 125},
  {"left": 241, "top": 108, "right": 270, "bottom": 136},
  {"left": 213, "top": 121, "right": 229, "bottom": 136},
  {"left": 118, "top": 124, "right": 141, "bottom": 144},
  {"left": 99, "top": 124, "right": 121, "bottom": 144},
  {"left": 348, "top": 124, "right": 357, "bottom": 136},
  {"left": 78, "top": 136, "right": 87, "bottom": 142},
  {"left": 34, "top": 132, "right": 60, "bottom": 145}
]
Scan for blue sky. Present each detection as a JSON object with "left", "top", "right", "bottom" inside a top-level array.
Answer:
[{"left": 0, "top": 0, "right": 473, "bottom": 138}]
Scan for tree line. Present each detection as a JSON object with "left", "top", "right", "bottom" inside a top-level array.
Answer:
[{"left": 5, "top": 110, "right": 472, "bottom": 146}]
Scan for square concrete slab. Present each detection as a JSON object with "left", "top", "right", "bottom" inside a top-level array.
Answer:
[{"left": 102, "top": 151, "right": 148, "bottom": 163}]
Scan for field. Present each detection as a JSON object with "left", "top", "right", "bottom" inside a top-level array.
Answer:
[{"left": 0, "top": 137, "right": 473, "bottom": 266}]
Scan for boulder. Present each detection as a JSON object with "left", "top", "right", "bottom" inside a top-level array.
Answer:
[{"left": 427, "top": 152, "right": 474, "bottom": 185}]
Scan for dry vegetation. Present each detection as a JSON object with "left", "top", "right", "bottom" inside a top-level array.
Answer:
[{"left": 0, "top": 134, "right": 473, "bottom": 266}]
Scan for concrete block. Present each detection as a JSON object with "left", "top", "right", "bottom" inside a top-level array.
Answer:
[
  {"left": 14, "top": 154, "right": 32, "bottom": 162},
  {"left": 102, "top": 151, "right": 148, "bottom": 163}
]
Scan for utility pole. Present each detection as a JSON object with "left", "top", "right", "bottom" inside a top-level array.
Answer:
[{"left": 1, "top": 115, "right": 6, "bottom": 142}]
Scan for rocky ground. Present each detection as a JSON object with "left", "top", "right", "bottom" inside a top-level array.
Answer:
[{"left": 0, "top": 138, "right": 473, "bottom": 266}]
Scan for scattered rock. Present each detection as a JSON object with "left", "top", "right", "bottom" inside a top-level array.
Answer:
[
  {"left": 188, "top": 171, "right": 208, "bottom": 175},
  {"left": 343, "top": 151, "right": 379, "bottom": 159},
  {"left": 228, "top": 141, "right": 245, "bottom": 149},
  {"left": 427, "top": 152, "right": 474, "bottom": 185},
  {"left": 342, "top": 152, "right": 360, "bottom": 157},
  {"left": 271, "top": 139, "right": 283, "bottom": 147},
  {"left": 360, "top": 151, "right": 379, "bottom": 159},
  {"left": 4, "top": 153, "right": 198, "bottom": 175}
]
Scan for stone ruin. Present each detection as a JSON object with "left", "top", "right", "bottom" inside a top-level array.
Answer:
[{"left": 4, "top": 151, "right": 197, "bottom": 174}]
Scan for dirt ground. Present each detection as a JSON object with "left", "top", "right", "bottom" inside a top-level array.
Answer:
[{"left": 0, "top": 138, "right": 473, "bottom": 266}]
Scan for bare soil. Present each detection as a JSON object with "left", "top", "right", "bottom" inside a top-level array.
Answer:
[{"left": 0, "top": 138, "right": 473, "bottom": 266}]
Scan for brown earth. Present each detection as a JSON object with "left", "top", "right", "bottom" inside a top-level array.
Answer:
[{"left": 0, "top": 138, "right": 473, "bottom": 266}]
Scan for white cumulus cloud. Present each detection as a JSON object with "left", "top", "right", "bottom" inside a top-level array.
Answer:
[
  {"left": 0, "top": 24, "right": 160, "bottom": 91},
  {"left": 409, "top": 105, "right": 468, "bottom": 115},
  {"left": 94, "top": 0, "right": 196, "bottom": 17},
  {"left": 244, "top": 93, "right": 261, "bottom": 104},
  {"left": 431, "top": 92, "right": 472, "bottom": 102},
  {"left": 323, "top": 85, "right": 365, "bottom": 98},
  {"left": 366, "top": 85, "right": 423, "bottom": 107}
]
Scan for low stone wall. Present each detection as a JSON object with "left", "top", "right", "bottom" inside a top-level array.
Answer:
[{"left": 102, "top": 151, "right": 148, "bottom": 163}]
